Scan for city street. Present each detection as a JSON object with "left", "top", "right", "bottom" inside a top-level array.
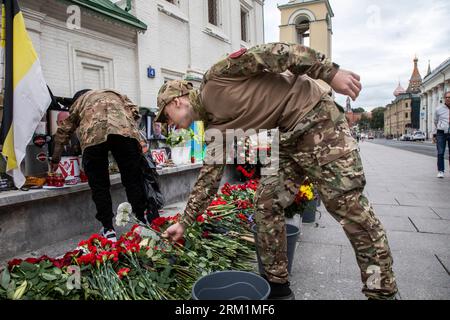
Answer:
[
  {"left": 369, "top": 139, "right": 449, "bottom": 161},
  {"left": 291, "top": 140, "right": 450, "bottom": 300}
]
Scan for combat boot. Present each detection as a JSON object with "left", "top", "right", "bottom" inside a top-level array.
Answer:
[
  {"left": 261, "top": 275, "right": 295, "bottom": 300},
  {"left": 268, "top": 281, "right": 295, "bottom": 300}
]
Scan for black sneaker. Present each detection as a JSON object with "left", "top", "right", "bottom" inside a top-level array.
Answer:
[
  {"left": 368, "top": 292, "right": 401, "bottom": 300},
  {"left": 101, "top": 228, "right": 117, "bottom": 243}
]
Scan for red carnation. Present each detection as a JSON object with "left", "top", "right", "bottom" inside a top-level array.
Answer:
[
  {"left": 237, "top": 213, "right": 247, "bottom": 221},
  {"left": 202, "top": 231, "right": 210, "bottom": 239},
  {"left": 117, "top": 268, "right": 130, "bottom": 279}
]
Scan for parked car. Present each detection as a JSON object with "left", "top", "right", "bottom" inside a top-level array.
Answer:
[
  {"left": 412, "top": 131, "right": 426, "bottom": 141},
  {"left": 399, "top": 134, "right": 413, "bottom": 141},
  {"left": 368, "top": 134, "right": 374, "bottom": 140}
]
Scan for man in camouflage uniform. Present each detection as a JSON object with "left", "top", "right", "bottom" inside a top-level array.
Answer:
[
  {"left": 52, "top": 89, "right": 149, "bottom": 242},
  {"left": 157, "top": 42, "right": 398, "bottom": 300}
]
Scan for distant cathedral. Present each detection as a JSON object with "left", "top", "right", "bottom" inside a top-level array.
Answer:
[
  {"left": 346, "top": 96, "right": 352, "bottom": 113},
  {"left": 384, "top": 56, "right": 423, "bottom": 137}
]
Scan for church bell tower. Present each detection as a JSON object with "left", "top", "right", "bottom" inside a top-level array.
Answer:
[{"left": 278, "top": 0, "right": 334, "bottom": 59}]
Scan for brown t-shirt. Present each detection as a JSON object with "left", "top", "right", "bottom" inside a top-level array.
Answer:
[{"left": 201, "top": 72, "right": 328, "bottom": 134}]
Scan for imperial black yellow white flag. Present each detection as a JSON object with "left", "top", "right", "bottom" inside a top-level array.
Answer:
[{"left": 0, "top": 0, "right": 51, "bottom": 188}]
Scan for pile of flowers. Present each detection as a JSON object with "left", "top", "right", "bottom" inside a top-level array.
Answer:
[
  {"left": 284, "top": 181, "right": 317, "bottom": 219},
  {"left": 0, "top": 180, "right": 262, "bottom": 300}
]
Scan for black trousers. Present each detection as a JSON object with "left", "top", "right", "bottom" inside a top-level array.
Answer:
[{"left": 83, "top": 135, "right": 147, "bottom": 229}]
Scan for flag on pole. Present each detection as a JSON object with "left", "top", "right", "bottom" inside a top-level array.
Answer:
[{"left": 0, "top": 0, "right": 51, "bottom": 188}]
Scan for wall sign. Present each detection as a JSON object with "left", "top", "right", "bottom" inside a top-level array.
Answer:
[{"left": 147, "top": 66, "right": 156, "bottom": 78}]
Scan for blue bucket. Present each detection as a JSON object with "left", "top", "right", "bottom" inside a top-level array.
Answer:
[
  {"left": 251, "top": 223, "right": 300, "bottom": 274},
  {"left": 192, "top": 271, "right": 270, "bottom": 300}
]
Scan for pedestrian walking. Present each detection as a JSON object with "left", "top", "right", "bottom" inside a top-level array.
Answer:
[{"left": 433, "top": 90, "right": 450, "bottom": 179}]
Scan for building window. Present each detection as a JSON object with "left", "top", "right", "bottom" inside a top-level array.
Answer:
[
  {"left": 240, "top": 7, "right": 249, "bottom": 42},
  {"left": 295, "top": 16, "right": 310, "bottom": 46},
  {"left": 405, "top": 113, "right": 408, "bottom": 119},
  {"left": 405, "top": 102, "right": 409, "bottom": 108},
  {"left": 208, "top": 0, "right": 219, "bottom": 26}
]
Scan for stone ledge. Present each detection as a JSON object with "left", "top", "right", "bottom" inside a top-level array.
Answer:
[{"left": 0, "top": 163, "right": 203, "bottom": 208}]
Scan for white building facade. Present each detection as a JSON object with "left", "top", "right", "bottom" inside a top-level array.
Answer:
[
  {"left": 420, "top": 58, "right": 450, "bottom": 138},
  {"left": 16, "top": 0, "right": 265, "bottom": 110}
]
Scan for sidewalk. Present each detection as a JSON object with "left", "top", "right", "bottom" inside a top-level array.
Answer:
[
  {"left": 2, "top": 141, "right": 449, "bottom": 300},
  {"left": 291, "top": 141, "right": 450, "bottom": 300}
]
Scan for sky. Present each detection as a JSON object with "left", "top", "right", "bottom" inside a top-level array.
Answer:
[{"left": 263, "top": 0, "right": 450, "bottom": 111}]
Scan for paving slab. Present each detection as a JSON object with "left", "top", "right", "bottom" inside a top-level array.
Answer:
[
  {"left": 431, "top": 207, "right": 450, "bottom": 220},
  {"left": 365, "top": 193, "right": 399, "bottom": 206},
  {"left": 292, "top": 276, "right": 365, "bottom": 300},
  {"left": 386, "top": 230, "right": 450, "bottom": 255},
  {"left": 372, "top": 204, "right": 441, "bottom": 219},
  {"left": 292, "top": 242, "right": 341, "bottom": 276},
  {"left": 409, "top": 217, "right": 450, "bottom": 235},
  {"left": 377, "top": 216, "right": 418, "bottom": 232},
  {"left": 396, "top": 283, "right": 450, "bottom": 300},
  {"left": 435, "top": 255, "right": 450, "bottom": 275},
  {"left": 391, "top": 251, "right": 450, "bottom": 288},
  {"left": 300, "top": 223, "right": 352, "bottom": 247}
]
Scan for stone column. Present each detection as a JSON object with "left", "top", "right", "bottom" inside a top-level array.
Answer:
[
  {"left": 428, "top": 90, "right": 433, "bottom": 137},
  {"left": 420, "top": 93, "right": 427, "bottom": 135}
]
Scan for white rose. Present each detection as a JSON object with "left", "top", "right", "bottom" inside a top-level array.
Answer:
[{"left": 115, "top": 202, "right": 132, "bottom": 227}]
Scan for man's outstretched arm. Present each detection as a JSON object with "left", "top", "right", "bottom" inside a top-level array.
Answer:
[
  {"left": 206, "top": 42, "right": 362, "bottom": 100},
  {"left": 163, "top": 163, "right": 225, "bottom": 241},
  {"left": 206, "top": 42, "right": 336, "bottom": 81}
]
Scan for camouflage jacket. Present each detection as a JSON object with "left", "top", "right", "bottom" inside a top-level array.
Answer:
[
  {"left": 52, "top": 90, "right": 142, "bottom": 163},
  {"left": 181, "top": 42, "right": 339, "bottom": 227}
]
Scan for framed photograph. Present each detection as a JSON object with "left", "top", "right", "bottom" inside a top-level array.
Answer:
[
  {"left": 150, "top": 121, "right": 167, "bottom": 140},
  {"left": 49, "top": 110, "right": 81, "bottom": 156},
  {"left": 49, "top": 110, "right": 70, "bottom": 136}
]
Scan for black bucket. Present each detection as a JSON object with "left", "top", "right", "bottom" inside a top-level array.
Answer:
[
  {"left": 192, "top": 271, "right": 270, "bottom": 300},
  {"left": 251, "top": 223, "right": 300, "bottom": 274}
]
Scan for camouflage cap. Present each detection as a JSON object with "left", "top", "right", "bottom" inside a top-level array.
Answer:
[{"left": 155, "top": 80, "right": 194, "bottom": 123}]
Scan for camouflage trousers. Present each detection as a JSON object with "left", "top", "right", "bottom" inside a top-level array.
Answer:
[{"left": 254, "top": 94, "right": 398, "bottom": 299}]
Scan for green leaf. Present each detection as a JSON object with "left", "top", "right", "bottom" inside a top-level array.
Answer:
[
  {"left": 54, "top": 287, "right": 65, "bottom": 295},
  {"left": 1, "top": 268, "right": 10, "bottom": 290},
  {"left": 41, "top": 273, "right": 57, "bottom": 281},
  {"left": 6, "top": 280, "right": 16, "bottom": 300},
  {"left": 24, "top": 270, "right": 39, "bottom": 280},
  {"left": 20, "top": 261, "right": 37, "bottom": 272},
  {"left": 12, "top": 280, "right": 27, "bottom": 300},
  {"left": 53, "top": 268, "right": 62, "bottom": 275},
  {"left": 39, "top": 260, "right": 53, "bottom": 269},
  {"left": 138, "top": 282, "right": 146, "bottom": 289}
]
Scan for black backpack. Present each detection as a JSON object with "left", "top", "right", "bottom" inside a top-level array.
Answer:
[{"left": 140, "top": 152, "right": 165, "bottom": 220}]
